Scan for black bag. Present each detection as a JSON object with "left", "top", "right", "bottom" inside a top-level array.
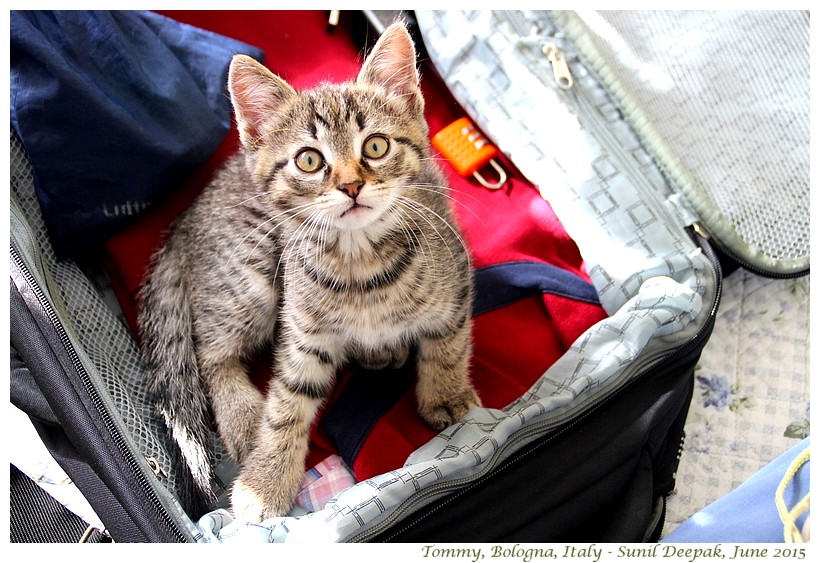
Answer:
[{"left": 9, "top": 9, "right": 807, "bottom": 544}]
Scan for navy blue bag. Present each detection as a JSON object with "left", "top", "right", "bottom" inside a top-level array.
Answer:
[{"left": 10, "top": 10, "right": 263, "bottom": 258}]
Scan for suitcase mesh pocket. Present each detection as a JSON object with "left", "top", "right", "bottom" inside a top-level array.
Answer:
[
  {"left": 556, "top": 11, "right": 810, "bottom": 274},
  {"left": 10, "top": 129, "right": 225, "bottom": 506}
]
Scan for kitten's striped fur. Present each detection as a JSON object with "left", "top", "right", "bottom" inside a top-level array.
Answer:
[{"left": 137, "top": 23, "right": 479, "bottom": 522}]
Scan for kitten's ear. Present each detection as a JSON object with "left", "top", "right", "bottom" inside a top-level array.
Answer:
[
  {"left": 228, "top": 54, "right": 297, "bottom": 149},
  {"left": 357, "top": 22, "right": 423, "bottom": 113}
]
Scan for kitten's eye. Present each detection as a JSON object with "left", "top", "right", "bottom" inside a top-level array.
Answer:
[
  {"left": 295, "top": 149, "right": 324, "bottom": 172},
  {"left": 362, "top": 135, "right": 390, "bottom": 159}
]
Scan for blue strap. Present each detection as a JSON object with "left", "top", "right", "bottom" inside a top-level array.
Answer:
[
  {"left": 322, "top": 363, "right": 416, "bottom": 470},
  {"left": 472, "top": 261, "right": 600, "bottom": 316}
]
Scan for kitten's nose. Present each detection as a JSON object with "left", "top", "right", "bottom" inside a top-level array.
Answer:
[{"left": 338, "top": 180, "right": 364, "bottom": 200}]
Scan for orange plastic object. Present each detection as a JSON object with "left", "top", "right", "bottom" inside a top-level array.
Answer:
[{"left": 432, "top": 117, "right": 499, "bottom": 177}]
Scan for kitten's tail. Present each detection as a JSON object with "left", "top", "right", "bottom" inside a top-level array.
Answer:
[{"left": 137, "top": 237, "right": 215, "bottom": 517}]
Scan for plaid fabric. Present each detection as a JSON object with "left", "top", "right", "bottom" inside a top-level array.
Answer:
[{"left": 294, "top": 456, "right": 356, "bottom": 513}]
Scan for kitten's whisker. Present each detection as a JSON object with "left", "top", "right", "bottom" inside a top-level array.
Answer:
[
  {"left": 224, "top": 191, "right": 269, "bottom": 209},
  {"left": 249, "top": 127, "right": 291, "bottom": 150},
  {"left": 399, "top": 181, "right": 481, "bottom": 208},
  {"left": 406, "top": 197, "right": 471, "bottom": 260},
  {"left": 395, "top": 202, "right": 457, "bottom": 266},
  {"left": 229, "top": 201, "right": 318, "bottom": 263},
  {"left": 274, "top": 208, "right": 321, "bottom": 286},
  {"left": 317, "top": 215, "right": 333, "bottom": 265},
  {"left": 420, "top": 155, "right": 466, "bottom": 169},
  {"left": 283, "top": 208, "right": 324, "bottom": 272},
  {"left": 242, "top": 202, "right": 321, "bottom": 286},
  {"left": 397, "top": 183, "right": 487, "bottom": 227},
  {"left": 303, "top": 209, "right": 330, "bottom": 269},
  {"left": 392, "top": 195, "right": 469, "bottom": 265},
  {"left": 397, "top": 211, "right": 435, "bottom": 270}
]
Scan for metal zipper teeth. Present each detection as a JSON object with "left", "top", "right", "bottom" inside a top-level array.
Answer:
[
  {"left": 10, "top": 244, "right": 190, "bottom": 543},
  {"left": 372, "top": 312, "right": 715, "bottom": 543},
  {"left": 352, "top": 247, "right": 721, "bottom": 543},
  {"left": 696, "top": 228, "right": 809, "bottom": 279},
  {"left": 565, "top": 71, "right": 686, "bottom": 234}
]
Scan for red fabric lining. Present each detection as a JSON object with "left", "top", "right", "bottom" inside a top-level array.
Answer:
[{"left": 102, "top": 11, "right": 607, "bottom": 481}]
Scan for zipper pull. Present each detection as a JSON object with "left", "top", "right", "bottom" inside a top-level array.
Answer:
[
  {"left": 692, "top": 221, "right": 711, "bottom": 240},
  {"left": 145, "top": 456, "right": 167, "bottom": 477},
  {"left": 542, "top": 43, "right": 574, "bottom": 90}
]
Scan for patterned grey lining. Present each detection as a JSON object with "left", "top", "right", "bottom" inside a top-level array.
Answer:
[{"left": 9, "top": 9, "right": 719, "bottom": 541}]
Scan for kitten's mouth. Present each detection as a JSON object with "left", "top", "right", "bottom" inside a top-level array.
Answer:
[{"left": 340, "top": 203, "right": 373, "bottom": 217}]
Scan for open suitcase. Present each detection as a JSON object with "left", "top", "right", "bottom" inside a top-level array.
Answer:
[{"left": 9, "top": 10, "right": 808, "bottom": 543}]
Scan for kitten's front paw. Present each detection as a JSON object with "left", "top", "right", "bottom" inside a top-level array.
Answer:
[
  {"left": 230, "top": 476, "right": 294, "bottom": 523},
  {"left": 418, "top": 386, "right": 481, "bottom": 430},
  {"left": 230, "top": 479, "right": 268, "bottom": 523}
]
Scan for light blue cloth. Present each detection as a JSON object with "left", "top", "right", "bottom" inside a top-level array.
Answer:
[{"left": 663, "top": 437, "right": 810, "bottom": 543}]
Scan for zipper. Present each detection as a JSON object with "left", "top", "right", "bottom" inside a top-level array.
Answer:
[
  {"left": 692, "top": 222, "right": 809, "bottom": 279},
  {"left": 10, "top": 243, "right": 191, "bottom": 543},
  {"left": 352, "top": 230, "right": 722, "bottom": 542},
  {"left": 542, "top": 42, "right": 689, "bottom": 235},
  {"left": 363, "top": 294, "right": 718, "bottom": 542},
  {"left": 542, "top": 43, "right": 573, "bottom": 90}
]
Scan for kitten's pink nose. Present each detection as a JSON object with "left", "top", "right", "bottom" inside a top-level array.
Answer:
[{"left": 338, "top": 181, "right": 363, "bottom": 199}]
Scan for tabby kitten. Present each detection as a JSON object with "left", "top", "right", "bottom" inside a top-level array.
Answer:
[{"left": 137, "top": 22, "right": 479, "bottom": 523}]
